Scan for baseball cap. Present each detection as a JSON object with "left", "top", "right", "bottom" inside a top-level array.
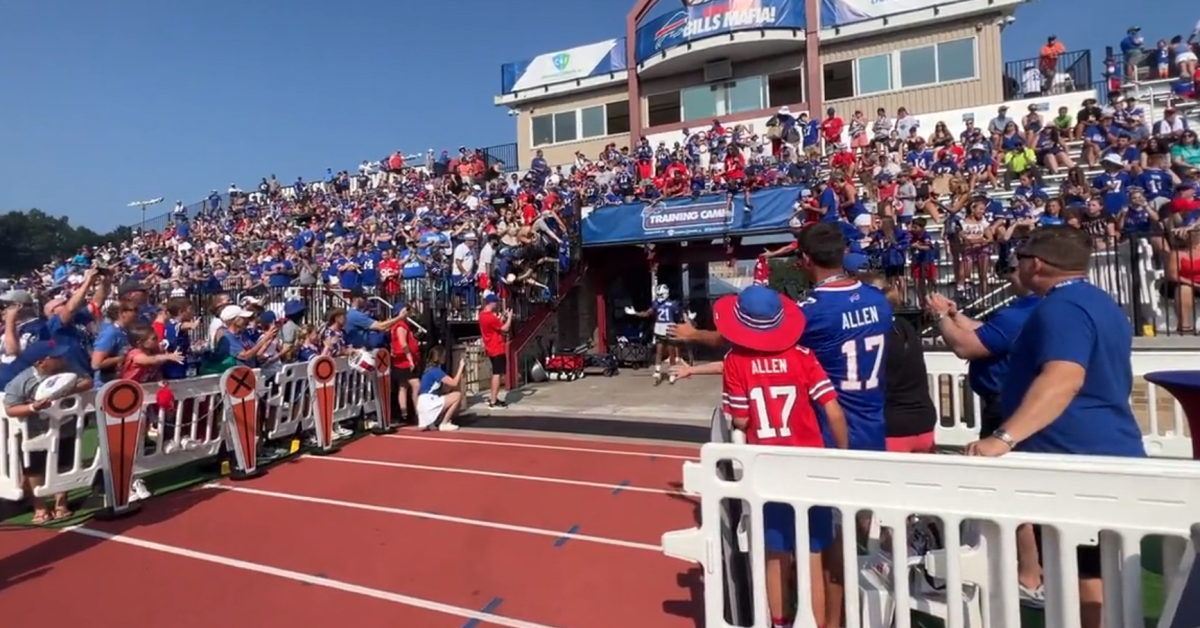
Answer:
[
  {"left": 118, "top": 281, "right": 148, "bottom": 296},
  {"left": 22, "top": 340, "right": 70, "bottom": 363},
  {"left": 219, "top": 305, "right": 255, "bottom": 322},
  {"left": 483, "top": 293, "right": 500, "bottom": 304},
  {"left": 283, "top": 299, "right": 307, "bottom": 317}
]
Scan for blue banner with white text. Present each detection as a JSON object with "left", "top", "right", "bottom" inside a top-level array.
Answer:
[
  {"left": 634, "top": 0, "right": 805, "bottom": 63},
  {"left": 581, "top": 186, "right": 800, "bottom": 247}
]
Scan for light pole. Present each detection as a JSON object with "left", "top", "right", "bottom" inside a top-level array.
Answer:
[{"left": 126, "top": 197, "right": 164, "bottom": 232}]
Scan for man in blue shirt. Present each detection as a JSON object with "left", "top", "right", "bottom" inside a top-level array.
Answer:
[
  {"left": 968, "top": 226, "right": 1143, "bottom": 623},
  {"left": 342, "top": 290, "right": 407, "bottom": 349},
  {"left": 927, "top": 251, "right": 1039, "bottom": 437},
  {"left": 40, "top": 269, "right": 106, "bottom": 379}
]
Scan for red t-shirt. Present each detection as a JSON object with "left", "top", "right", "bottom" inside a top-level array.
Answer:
[
  {"left": 752, "top": 256, "right": 770, "bottom": 286},
  {"left": 479, "top": 310, "right": 506, "bottom": 357},
  {"left": 723, "top": 345, "right": 835, "bottom": 447},
  {"left": 821, "top": 117, "right": 845, "bottom": 144},
  {"left": 390, "top": 320, "right": 420, "bottom": 369}
]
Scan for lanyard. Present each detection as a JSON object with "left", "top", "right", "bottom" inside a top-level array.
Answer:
[
  {"left": 813, "top": 273, "right": 851, "bottom": 289},
  {"left": 1046, "top": 277, "right": 1086, "bottom": 297}
]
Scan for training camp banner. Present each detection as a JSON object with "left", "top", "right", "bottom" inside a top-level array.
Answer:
[
  {"left": 500, "top": 39, "right": 628, "bottom": 94},
  {"left": 634, "top": 0, "right": 806, "bottom": 63},
  {"left": 581, "top": 186, "right": 799, "bottom": 246}
]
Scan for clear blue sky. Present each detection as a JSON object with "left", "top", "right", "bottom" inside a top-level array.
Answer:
[{"left": 0, "top": 0, "right": 1187, "bottom": 232}]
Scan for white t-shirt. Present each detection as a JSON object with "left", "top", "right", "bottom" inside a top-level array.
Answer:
[
  {"left": 478, "top": 242, "right": 495, "bottom": 275},
  {"left": 207, "top": 318, "right": 226, "bottom": 350},
  {"left": 452, "top": 243, "right": 476, "bottom": 277}
]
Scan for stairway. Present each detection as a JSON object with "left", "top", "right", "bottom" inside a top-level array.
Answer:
[{"left": 504, "top": 262, "right": 588, "bottom": 390}]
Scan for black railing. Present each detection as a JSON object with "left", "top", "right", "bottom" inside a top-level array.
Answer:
[
  {"left": 1002, "top": 49, "right": 1093, "bottom": 99},
  {"left": 480, "top": 143, "right": 519, "bottom": 172}
]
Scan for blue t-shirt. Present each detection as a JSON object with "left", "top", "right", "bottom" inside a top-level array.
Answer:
[
  {"left": 344, "top": 309, "right": 375, "bottom": 348},
  {"left": 42, "top": 310, "right": 94, "bottom": 379},
  {"left": 93, "top": 323, "right": 130, "bottom": 387},
  {"left": 1000, "top": 281, "right": 1145, "bottom": 457},
  {"left": 419, "top": 366, "right": 448, "bottom": 395},
  {"left": 216, "top": 330, "right": 253, "bottom": 367},
  {"left": 799, "top": 280, "right": 894, "bottom": 450},
  {"left": 969, "top": 295, "right": 1039, "bottom": 396}
]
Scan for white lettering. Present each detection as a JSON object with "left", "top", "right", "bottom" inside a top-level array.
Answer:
[
  {"left": 750, "top": 358, "right": 788, "bottom": 375},
  {"left": 647, "top": 207, "right": 731, "bottom": 225},
  {"left": 841, "top": 306, "right": 880, "bottom": 330},
  {"left": 682, "top": 7, "right": 776, "bottom": 37}
]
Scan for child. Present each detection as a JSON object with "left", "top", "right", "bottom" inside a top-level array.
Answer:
[
  {"left": 121, "top": 323, "right": 183, "bottom": 383},
  {"left": 2, "top": 341, "right": 92, "bottom": 523},
  {"left": 713, "top": 285, "right": 849, "bottom": 628}
]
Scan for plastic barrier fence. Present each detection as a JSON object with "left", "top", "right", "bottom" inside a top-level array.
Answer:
[
  {"left": 926, "top": 351, "right": 1196, "bottom": 457},
  {"left": 0, "top": 350, "right": 396, "bottom": 509},
  {"left": 664, "top": 425, "right": 1200, "bottom": 628}
]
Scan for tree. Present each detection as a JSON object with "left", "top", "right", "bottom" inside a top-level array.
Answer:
[
  {"left": 768, "top": 258, "right": 809, "bottom": 299},
  {"left": 0, "top": 209, "right": 132, "bottom": 276}
]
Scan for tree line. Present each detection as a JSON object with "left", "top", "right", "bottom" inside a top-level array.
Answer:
[{"left": 0, "top": 209, "right": 134, "bottom": 277}]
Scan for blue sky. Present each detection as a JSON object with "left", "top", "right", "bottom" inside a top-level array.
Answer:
[{"left": 0, "top": 0, "right": 1188, "bottom": 231}]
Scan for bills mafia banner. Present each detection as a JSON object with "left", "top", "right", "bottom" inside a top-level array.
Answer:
[
  {"left": 580, "top": 185, "right": 800, "bottom": 246},
  {"left": 634, "top": 0, "right": 806, "bottom": 63}
]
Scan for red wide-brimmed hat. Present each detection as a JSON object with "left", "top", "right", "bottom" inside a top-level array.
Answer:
[{"left": 713, "top": 285, "right": 806, "bottom": 353}]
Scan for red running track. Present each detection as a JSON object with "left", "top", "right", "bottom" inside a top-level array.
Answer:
[{"left": 0, "top": 430, "right": 706, "bottom": 628}]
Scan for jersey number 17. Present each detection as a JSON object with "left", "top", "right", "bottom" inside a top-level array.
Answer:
[{"left": 839, "top": 334, "right": 885, "bottom": 391}]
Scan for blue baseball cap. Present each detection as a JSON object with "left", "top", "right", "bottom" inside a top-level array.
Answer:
[
  {"left": 283, "top": 299, "right": 306, "bottom": 316},
  {"left": 259, "top": 311, "right": 277, "bottom": 326},
  {"left": 22, "top": 341, "right": 70, "bottom": 363},
  {"left": 483, "top": 293, "right": 500, "bottom": 304}
]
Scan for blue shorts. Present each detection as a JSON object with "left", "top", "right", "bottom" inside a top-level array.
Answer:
[
  {"left": 763, "top": 503, "right": 834, "bottom": 554},
  {"left": 849, "top": 430, "right": 887, "bottom": 452}
]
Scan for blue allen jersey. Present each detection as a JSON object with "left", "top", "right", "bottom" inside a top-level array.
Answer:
[
  {"left": 799, "top": 280, "right": 893, "bottom": 450},
  {"left": 652, "top": 298, "right": 683, "bottom": 336}
]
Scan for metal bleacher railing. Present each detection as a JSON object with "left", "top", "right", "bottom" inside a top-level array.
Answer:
[{"left": 1001, "top": 48, "right": 1094, "bottom": 99}]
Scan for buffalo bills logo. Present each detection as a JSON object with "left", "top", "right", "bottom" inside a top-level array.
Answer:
[{"left": 653, "top": 10, "right": 688, "bottom": 47}]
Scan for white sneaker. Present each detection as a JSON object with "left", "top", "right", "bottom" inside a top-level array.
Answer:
[
  {"left": 333, "top": 425, "right": 353, "bottom": 438},
  {"left": 668, "top": 374, "right": 677, "bottom": 385},
  {"left": 180, "top": 437, "right": 201, "bottom": 451},
  {"left": 438, "top": 422, "right": 460, "bottom": 432},
  {"left": 1019, "top": 583, "right": 1045, "bottom": 609},
  {"left": 128, "top": 478, "right": 152, "bottom": 502}
]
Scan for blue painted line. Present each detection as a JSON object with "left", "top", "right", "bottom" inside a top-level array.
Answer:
[
  {"left": 554, "top": 525, "right": 581, "bottom": 547},
  {"left": 461, "top": 598, "right": 504, "bottom": 628},
  {"left": 612, "top": 480, "right": 631, "bottom": 495}
]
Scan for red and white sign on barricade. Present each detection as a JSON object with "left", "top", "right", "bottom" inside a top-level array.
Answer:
[
  {"left": 221, "top": 365, "right": 263, "bottom": 480},
  {"left": 371, "top": 350, "right": 396, "bottom": 434},
  {"left": 308, "top": 356, "right": 340, "bottom": 455},
  {"left": 94, "top": 379, "right": 146, "bottom": 519}
]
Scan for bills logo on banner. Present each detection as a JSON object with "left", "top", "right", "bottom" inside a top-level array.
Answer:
[
  {"left": 95, "top": 379, "right": 145, "bottom": 519},
  {"left": 220, "top": 366, "right": 263, "bottom": 479},
  {"left": 641, "top": 0, "right": 798, "bottom": 61},
  {"left": 642, "top": 199, "right": 734, "bottom": 235}
]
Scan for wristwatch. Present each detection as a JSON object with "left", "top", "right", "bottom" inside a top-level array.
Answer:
[{"left": 991, "top": 429, "right": 1016, "bottom": 449}]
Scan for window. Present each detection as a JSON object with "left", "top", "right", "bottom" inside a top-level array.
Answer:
[
  {"left": 531, "top": 115, "right": 554, "bottom": 146},
  {"left": 681, "top": 84, "right": 721, "bottom": 121},
  {"left": 823, "top": 60, "right": 854, "bottom": 101},
  {"left": 937, "top": 38, "right": 976, "bottom": 83},
  {"left": 553, "top": 111, "right": 577, "bottom": 143},
  {"left": 581, "top": 106, "right": 606, "bottom": 139},
  {"left": 647, "top": 92, "right": 682, "bottom": 126},
  {"left": 899, "top": 46, "right": 937, "bottom": 88},
  {"left": 606, "top": 100, "right": 631, "bottom": 135},
  {"left": 530, "top": 100, "right": 631, "bottom": 146},
  {"left": 767, "top": 72, "right": 804, "bottom": 108},
  {"left": 726, "top": 76, "right": 765, "bottom": 114},
  {"left": 823, "top": 37, "right": 977, "bottom": 101},
  {"left": 857, "top": 54, "right": 893, "bottom": 94}
]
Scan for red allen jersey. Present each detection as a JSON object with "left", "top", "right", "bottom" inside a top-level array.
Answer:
[{"left": 722, "top": 345, "right": 836, "bottom": 447}]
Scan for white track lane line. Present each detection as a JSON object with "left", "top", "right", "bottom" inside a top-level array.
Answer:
[
  {"left": 62, "top": 525, "right": 570, "bottom": 628},
  {"left": 306, "top": 455, "right": 682, "bottom": 496},
  {"left": 384, "top": 434, "right": 699, "bottom": 461},
  {"left": 203, "top": 483, "right": 663, "bottom": 552}
]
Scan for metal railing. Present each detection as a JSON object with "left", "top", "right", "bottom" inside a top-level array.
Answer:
[{"left": 1002, "top": 49, "right": 1093, "bottom": 99}]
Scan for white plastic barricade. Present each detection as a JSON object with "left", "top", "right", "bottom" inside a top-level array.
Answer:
[
  {"left": 663, "top": 444, "right": 1200, "bottom": 628},
  {"left": 925, "top": 351, "right": 1196, "bottom": 457},
  {"left": 1, "top": 355, "right": 384, "bottom": 503},
  {"left": 264, "top": 362, "right": 311, "bottom": 439}
]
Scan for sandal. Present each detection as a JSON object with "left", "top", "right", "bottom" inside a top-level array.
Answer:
[
  {"left": 53, "top": 506, "right": 74, "bottom": 521},
  {"left": 32, "top": 511, "right": 54, "bottom": 525}
]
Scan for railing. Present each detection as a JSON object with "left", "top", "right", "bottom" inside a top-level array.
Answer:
[
  {"left": 1002, "top": 49, "right": 1093, "bottom": 99},
  {"left": 664, "top": 410, "right": 1200, "bottom": 628}
]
